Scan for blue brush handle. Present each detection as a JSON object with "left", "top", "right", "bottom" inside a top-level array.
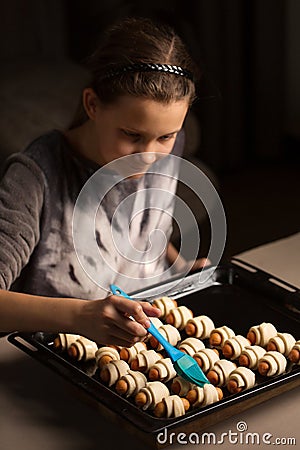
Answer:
[
  {"left": 110, "top": 284, "right": 183, "bottom": 362},
  {"left": 110, "top": 284, "right": 133, "bottom": 299}
]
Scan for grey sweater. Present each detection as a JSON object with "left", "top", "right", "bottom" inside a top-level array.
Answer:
[{"left": 0, "top": 130, "right": 183, "bottom": 299}]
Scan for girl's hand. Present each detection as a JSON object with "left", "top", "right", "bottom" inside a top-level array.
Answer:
[
  {"left": 188, "top": 257, "right": 211, "bottom": 272},
  {"left": 77, "top": 295, "right": 161, "bottom": 347},
  {"left": 175, "top": 257, "right": 211, "bottom": 274},
  {"left": 166, "top": 242, "right": 210, "bottom": 274}
]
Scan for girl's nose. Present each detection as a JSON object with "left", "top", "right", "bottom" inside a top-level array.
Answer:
[{"left": 140, "top": 152, "right": 156, "bottom": 164}]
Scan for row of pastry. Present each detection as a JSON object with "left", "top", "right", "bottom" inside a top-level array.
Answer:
[
  {"left": 53, "top": 320, "right": 300, "bottom": 372},
  {"left": 54, "top": 331, "right": 298, "bottom": 389}
]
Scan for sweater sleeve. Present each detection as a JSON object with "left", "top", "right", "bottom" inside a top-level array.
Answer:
[{"left": 0, "top": 155, "right": 45, "bottom": 289}]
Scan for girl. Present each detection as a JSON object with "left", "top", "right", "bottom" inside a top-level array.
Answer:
[{"left": 0, "top": 17, "right": 206, "bottom": 346}]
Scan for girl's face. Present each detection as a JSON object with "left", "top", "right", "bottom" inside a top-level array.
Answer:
[{"left": 84, "top": 92, "right": 189, "bottom": 170}]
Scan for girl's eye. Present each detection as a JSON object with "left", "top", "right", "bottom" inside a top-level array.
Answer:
[
  {"left": 159, "top": 134, "right": 176, "bottom": 142},
  {"left": 122, "top": 130, "right": 140, "bottom": 140}
]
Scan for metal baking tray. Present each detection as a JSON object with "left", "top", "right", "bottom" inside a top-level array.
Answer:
[{"left": 7, "top": 259, "right": 300, "bottom": 447}]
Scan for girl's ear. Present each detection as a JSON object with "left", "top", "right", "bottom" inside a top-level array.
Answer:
[{"left": 82, "top": 88, "right": 99, "bottom": 120}]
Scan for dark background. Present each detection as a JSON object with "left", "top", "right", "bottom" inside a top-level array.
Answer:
[{"left": 0, "top": 0, "right": 299, "bottom": 259}]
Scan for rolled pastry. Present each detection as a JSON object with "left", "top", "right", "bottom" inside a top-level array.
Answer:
[
  {"left": 227, "top": 367, "right": 256, "bottom": 394},
  {"left": 149, "top": 324, "right": 181, "bottom": 351},
  {"left": 119, "top": 341, "right": 147, "bottom": 363},
  {"left": 149, "top": 317, "right": 164, "bottom": 328},
  {"left": 209, "top": 326, "right": 235, "bottom": 349},
  {"left": 193, "top": 348, "right": 220, "bottom": 373},
  {"left": 266, "top": 332, "right": 296, "bottom": 356},
  {"left": 165, "top": 305, "right": 193, "bottom": 330},
  {"left": 135, "top": 381, "right": 170, "bottom": 410},
  {"left": 152, "top": 297, "right": 177, "bottom": 319},
  {"left": 115, "top": 370, "right": 147, "bottom": 397},
  {"left": 288, "top": 340, "right": 300, "bottom": 364},
  {"left": 154, "top": 395, "right": 189, "bottom": 418},
  {"left": 178, "top": 337, "right": 205, "bottom": 356},
  {"left": 95, "top": 346, "right": 120, "bottom": 369},
  {"left": 239, "top": 345, "right": 266, "bottom": 370},
  {"left": 222, "top": 335, "right": 251, "bottom": 360},
  {"left": 68, "top": 336, "right": 98, "bottom": 361},
  {"left": 185, "top": 315, "right": 215, "bottom": 339},
  {"left": 148, "top": 357, "right": 177, "bottom": 382},
  {"left": 247, "top": 322, "right": 277, "bottom": 347},
  {"left": 186, "top": 383, "right": 223, "bottom": 408},
  {"left": 171, "top": 376, "right": 194, "bottom": 396},
  {"left": 257, "top": 351, "right": 287, "bottom": 376},
  {"left": 100, "top": 360, "right": 130, "bottom": 386},
  {"left": 207, "top": 359, "right": 237, "bottom": 386},
  {"left": 130, "top": 349, "right": 163, "bottom": 372},
  {"left": 53, "top": 333, "right": 80, "bottom": 351}
]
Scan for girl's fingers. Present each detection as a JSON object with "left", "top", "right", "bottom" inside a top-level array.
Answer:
[
  {"left": 80, "top": 298, "right": 149, "bottom": 346},
  {"left": 110, "top": 295, "right": 161, "bottom": 319},
  {"left": 104, "top": 296, "right": 149, "bottom": 336},
  {"left": 101, "top": 295, "right": 160, "bottom": 347},
  {"left": 102, "top": 323, "right": 144, "bottom": 347},
  {"left": 139, "top": 301, "right": 161, "bottom": 318},
  {"left": 109, "top": 295, "right": 151, "bottom": 329}
]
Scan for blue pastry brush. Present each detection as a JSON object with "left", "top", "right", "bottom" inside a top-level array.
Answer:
[{"left": 110, "top": 284, "right": 209, "bottom": 387}]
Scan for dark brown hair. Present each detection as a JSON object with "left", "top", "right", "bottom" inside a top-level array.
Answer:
[{"left": 69, "top": 17, "right": 200, "bottom": 128}]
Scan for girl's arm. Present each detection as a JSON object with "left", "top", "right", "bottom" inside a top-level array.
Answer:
[
  {"left": 0, "top": 289, "right": 83, "bottom": 334},
  {"left": 0, "top": 290, "right": 161, "bottom": 347},
  {"left": 166, "top": 242, "right": 188, "bottom": 272}
]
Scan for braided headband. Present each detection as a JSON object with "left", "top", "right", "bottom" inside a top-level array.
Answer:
[{"left": 101, "top": 63, "right": 194, "bottom": 81}]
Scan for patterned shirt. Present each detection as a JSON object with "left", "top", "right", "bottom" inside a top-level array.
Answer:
[{"left": 0, "top": 129, "right": 184, "bottom": 299}]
